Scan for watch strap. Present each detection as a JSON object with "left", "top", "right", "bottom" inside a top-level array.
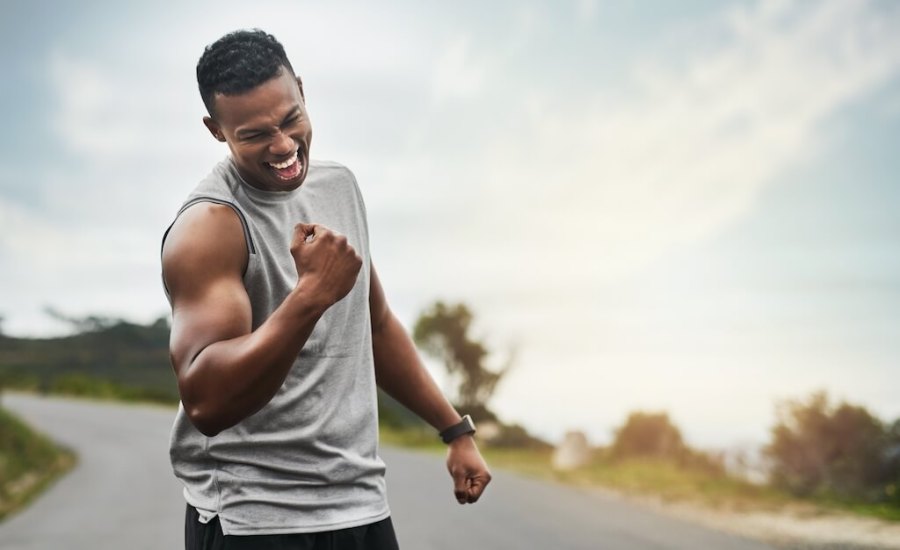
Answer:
[{"left": 439, "top": 414, "right": 476, "bottom": 444}]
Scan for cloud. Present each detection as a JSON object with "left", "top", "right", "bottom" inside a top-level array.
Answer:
[
  {"left": 49, "top": 53, "right": 140, "bottom": 158},
  {"left": 48, "top": 51, "right": 205, "bottom": 161},
  {"left": 575, "top": 0, "right": 599, "bottom": 23},
  {"left": 2, "top": 1, "right": 445, "bottom": 335},
  {"left": 393, "top": 0, "right": 900, "bottom": 296},
  {"left": 0, "top": 48, "right": 220, "bottom": 334},
  {"left": 346, "top": 2, "right": 900, "bottom": 361},
  {"left": 0, "top": 198, "right": 169, "bottom": 335},
  {"left": 431, "top": 36, "right": 489, "bottom": 102},
  {"left": 366, "top": 0, "right": 900, "bottom": 442}
]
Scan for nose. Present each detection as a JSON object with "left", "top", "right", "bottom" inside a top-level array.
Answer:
[{"left": 269, "top": 130, "right": 295, "bottom": 157}]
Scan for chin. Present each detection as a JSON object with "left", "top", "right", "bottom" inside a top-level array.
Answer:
[{"left": 270, "top": 171, "right": 306, "bottom": 189}]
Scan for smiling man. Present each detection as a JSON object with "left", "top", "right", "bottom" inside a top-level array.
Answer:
[{"left": 160, "top": 29, "right": 491, "bottom": 550}]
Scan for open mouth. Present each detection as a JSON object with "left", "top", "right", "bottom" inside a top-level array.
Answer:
[{"left": 267, "top": 151, "right": 303, "bottom": 181}]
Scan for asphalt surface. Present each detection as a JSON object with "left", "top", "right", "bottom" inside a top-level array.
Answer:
[{"left": 0, "top": 393, "right": 776, "bottom": 549}]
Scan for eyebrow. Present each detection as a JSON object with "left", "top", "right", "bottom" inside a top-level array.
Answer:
[{"left": 236, "top": 107, "right": 301, "bottom": 137}]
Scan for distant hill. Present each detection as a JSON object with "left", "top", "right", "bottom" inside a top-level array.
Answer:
[
  {"left": 0, "top": 317, "right": 176, "bottom": 402},
  {"left": 0, "top": 316, "right": 425, "bottom": 428}
]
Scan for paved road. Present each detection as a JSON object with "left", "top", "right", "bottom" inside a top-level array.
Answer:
[{"left": 0, "top": 394, "right": 775, "bottom": 549}]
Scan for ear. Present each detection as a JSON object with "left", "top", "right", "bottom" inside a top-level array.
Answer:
[
  {"left": 295, "top": 76, "right": 305, "bottom": 102},
  {"left": 203, "top": 116, "right": 226, "bottom": 142}
]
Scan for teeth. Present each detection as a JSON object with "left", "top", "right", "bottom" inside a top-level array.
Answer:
[{"left": 269, "top": 152, "right": 298, "bottom": 169}]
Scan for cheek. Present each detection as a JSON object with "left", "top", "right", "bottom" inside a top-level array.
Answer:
[{"left": 231, "top": 143, "right": 266, "bottom": 163}]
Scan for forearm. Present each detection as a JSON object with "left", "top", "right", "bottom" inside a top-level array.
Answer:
[
  {"left": 372, "top": 312, "right": 462, "bottom": 431},
  {"left": 179, "top": 284, "right": 326, "bottom": 435}
]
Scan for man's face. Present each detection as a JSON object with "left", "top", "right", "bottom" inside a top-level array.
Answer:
[{"left": 204, "top": 69, "right": 313, "bottom": 192}]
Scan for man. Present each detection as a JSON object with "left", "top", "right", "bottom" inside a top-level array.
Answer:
[{"left": 161, "top": 29, "right": 491, "bottom": 550}]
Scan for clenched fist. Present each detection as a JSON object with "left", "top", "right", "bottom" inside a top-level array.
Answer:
[
  {"left": 290, "top": 223, "right": 362, "bottom": 308},
  {"left": 447, "top": 435, "right": 492, "bottom": 504}
]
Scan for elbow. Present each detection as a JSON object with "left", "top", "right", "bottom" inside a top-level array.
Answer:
[
  {"left": 179, "top": 378, "right": 228, "bottom": 437},
  {"left": 177, "top": 361, "right": 232, "bottom": 437},
  {"left": 185, "top": 403, "right": 225, "bottom": 437}
]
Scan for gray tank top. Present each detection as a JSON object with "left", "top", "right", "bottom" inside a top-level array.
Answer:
[{"left": 162, "top": 157, "right": 389, "bottom": 535}]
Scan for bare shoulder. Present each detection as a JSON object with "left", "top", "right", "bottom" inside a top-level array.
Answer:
[
  {"left": 162, "top": 202, "right": 249, "bottom": 299},
  {"left": 163, "top": 202, "right": 252, "bottom": 375}
]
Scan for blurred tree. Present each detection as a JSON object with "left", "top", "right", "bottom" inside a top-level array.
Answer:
[
  {"left": 765, "top": 391, "right": 887, "bottom": 499},
  {"left": 886, "top": 419, "right": 900, "bottom": 504},
  {"left": 43, "top": 306, "right": 119, "bottom": 333},
  {"left": 610, "top": 411, "right": 685, "bottom": 460},
  {"left": 488, "top": 423, "right": 552, "bottom": 450},
  {"left": 0, "top": 314, "right": 3, "bottom": 400},
  {"left": 413, "top": 301, "right": 512, "bottom": 421}
]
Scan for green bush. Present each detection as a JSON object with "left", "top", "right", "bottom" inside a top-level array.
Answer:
[{"left": 610, "top": 411, "right": 685, "bottom": 460}]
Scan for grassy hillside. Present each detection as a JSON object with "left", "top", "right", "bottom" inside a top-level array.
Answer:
[
  {"left": 0, "top": 403, "right": 74, "bottom": 521},
  {"left": 0, "top": 317, "right": 178, "bottom": 403}
]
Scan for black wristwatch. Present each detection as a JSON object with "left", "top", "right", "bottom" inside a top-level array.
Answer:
[{"left": 439, "top": 414, "right": 476, "bottom": 444}]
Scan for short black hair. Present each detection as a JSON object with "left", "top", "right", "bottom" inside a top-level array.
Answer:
[{"left": 196, "top": 29, "right": 295, "bottom": 116}]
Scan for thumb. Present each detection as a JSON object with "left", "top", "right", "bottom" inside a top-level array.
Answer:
[
  {"left": 452, "top": 470, "right": 468, "bottom": 504},
  {"left": 466, "top": 476, "right": 485, "bottom": 503},
  {"left": 295, "top": 223, "right": 318, "bottom": 243}
]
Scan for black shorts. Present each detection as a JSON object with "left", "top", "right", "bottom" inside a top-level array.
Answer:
[{"left": 185, "top": 504, "right": 400, "bottom": 550}]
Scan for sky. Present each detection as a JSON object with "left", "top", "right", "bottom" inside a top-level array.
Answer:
[{"left": 1, "top": 0, "right": 899, "bottom": 450}]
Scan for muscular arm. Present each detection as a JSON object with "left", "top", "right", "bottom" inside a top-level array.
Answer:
[
  {"left": 369, "top": 265, "right": 461, "bottom": 432},
  {"left": 162, "top": 204, "right": 360, "bottom": 436},
  {"left": 369, "top": 262, "right": 491, "bottom": 503}
]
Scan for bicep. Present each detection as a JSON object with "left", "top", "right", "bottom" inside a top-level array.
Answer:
[
  {"left": 168, "top": 278, "right": 252, "bottom": 379},
  {"left": 162, "top": 203, "right": 252, "bottom": 382}
]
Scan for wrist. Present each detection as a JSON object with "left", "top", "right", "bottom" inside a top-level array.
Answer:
[
  {"left": 448, "top": 433, "right": 476, "bottom": 449},
  {"left": 291, "top": 278, "right": 330, "bottom": 316},
  {"left": 439, "top": 414, "right": 476, "bottom": 444}
]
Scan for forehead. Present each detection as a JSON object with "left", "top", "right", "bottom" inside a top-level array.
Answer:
[{"left": 212, "top": 71, "right": 303, "bottom": 129}]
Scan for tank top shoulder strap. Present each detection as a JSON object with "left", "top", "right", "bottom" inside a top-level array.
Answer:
[
  {"left": 160, "top": 195, "right": 257, "bottom": 298},
  {"left": 174, "top": 196, "right": 257, "bottom": 254}
]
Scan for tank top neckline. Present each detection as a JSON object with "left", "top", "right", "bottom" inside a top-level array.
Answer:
[{"left": 227, "top": 156, "right": 305, "bottom": 204}]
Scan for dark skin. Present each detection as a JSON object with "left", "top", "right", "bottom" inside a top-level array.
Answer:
[{"left": 162, "top": 68, "right": 491, "bottom": 504}]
